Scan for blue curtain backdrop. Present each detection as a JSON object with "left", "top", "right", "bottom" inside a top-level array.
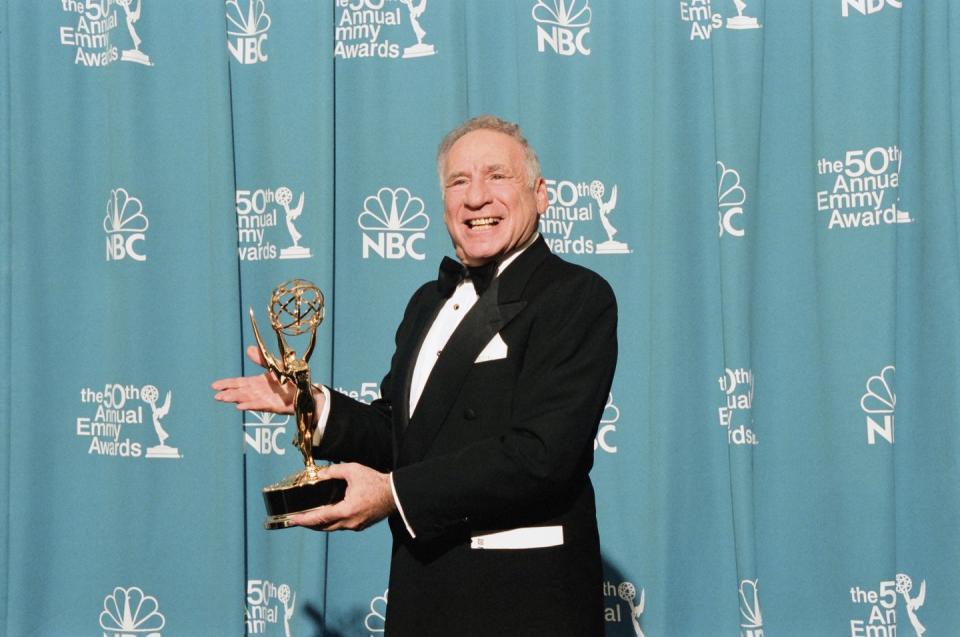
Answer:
[{"left": 2, "top": 1, "right": 959, "bottom": 635}]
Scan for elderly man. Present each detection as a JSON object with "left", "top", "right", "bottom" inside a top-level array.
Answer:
[{"left": 214, "top": 115, "right": 618, "bottom": 635}]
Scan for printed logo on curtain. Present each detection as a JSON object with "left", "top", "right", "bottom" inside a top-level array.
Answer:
[
  {"left": 244, "top": 412, "right": 289, "bottom": 456},
  {"left": 594, "top": 392, "right": 621, "bottom": 454},
  {"left": 333, "top": 381, "right": 382, "bottom": 404},
  {"left": 334, "top": 0, "right": 437, "bottom": 60},
  {"left": 717, "top": 367, "right": 757, "bottom": 445},
  {"left": 76, "top": 383, "right": 181, "bottom": 459},
  {"left": 842, "top": 0, "right": 902, "bottom": 18},
  {"left": 245, "top": 579, "right": 297, "bottom": 636},
  {"left": 531, "top": 0, "right": 592, "bottom": 57},
  {"left": 359, "top": 187, "right": 430, "bottom": 261},
  {"left": 236, "top": 186, "right": 313, "bottom": 261},
  {"left": 99, "top": 586, "right": 166, "bottom": 637},
  {"left": 364, "top": 589, "right": 389, "bottom": 635},
  {"left": 861, "top": 365, "right": 895, "bottom": 445},
  {"left": 603, "top": 580, "right": 644, "bottom": 635},
  {"left": 227, "top": 0, "right": 271, "bottom": 64},
  {"left": 59, "top": 0, "right": 154, "bottom": 67},
  {"left": 679, "top": 0, "right": 762, "bottom": 40},
  {"left": 816, "top": 145, "right": 911, "bottom": 230},
  {"left": 541, "top": 178, "right": 631, "bottom": 256},
  {"left": 848, "top": 573, "right": 925, "bottom": 637},
  {"left": 717, "top": 161, "right": 747, "bottom": 238},
  {"left": 739, "top": 579, "right": 763, "bottom": 637},
  {"left": 104, "top": 187, "right": 149, "bottom": 262}
]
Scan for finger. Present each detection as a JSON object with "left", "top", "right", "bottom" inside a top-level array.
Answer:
[{"left": 211, "top": 377, "right": 244, "bottom": 390}]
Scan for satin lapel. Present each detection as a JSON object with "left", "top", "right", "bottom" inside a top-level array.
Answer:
[{"left": 397, "top": 238, "right": 550, "bottom": 465}]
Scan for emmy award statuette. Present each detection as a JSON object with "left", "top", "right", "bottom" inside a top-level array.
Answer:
[{"left": 249, "top": 280, "right": 346, "bottom": 530}]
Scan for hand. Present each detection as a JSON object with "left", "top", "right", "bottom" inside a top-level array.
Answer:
[
  {"left": 212, "top": 345, "right": 321, "bottom": 415},
  {"left": 289, "top": 463, "right": 396, "bottom": 532}
]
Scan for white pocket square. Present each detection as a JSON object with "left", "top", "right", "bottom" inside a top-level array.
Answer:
[{"left": 475, "top": 333, "right": 508, "bottom": 363}]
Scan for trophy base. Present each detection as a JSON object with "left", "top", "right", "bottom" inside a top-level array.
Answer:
[
  {"left": 121, "top": 49, "right": 154, "bottom": 65},
  {"left": 262, "top": 467, "right": 347, "bottom": 530},
  {"left": 726, "top": 16, "right": 761, "bottom": 29},
  {"left": 402, "top": 43, "right": 436, "bottom": 58},
  {"left": 279, "top": 246, "right": 312, "bottom": 259},
  {"left": 145, "top": 444, "right": 181, "bottom": 458},
  {"left": 595, "top": 240, "right": 632, "bottom": 254}
]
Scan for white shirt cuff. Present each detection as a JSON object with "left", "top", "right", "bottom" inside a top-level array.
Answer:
[
  {"left": 390, "top": 473, "right": 416, "bottom": 539},
  {"left": 311, "top": 385, "right": 332, "bottom": 447}
]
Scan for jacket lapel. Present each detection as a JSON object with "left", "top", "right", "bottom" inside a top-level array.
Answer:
[{"left": 397, "top": 237, "right": 550, "bottom": 465}]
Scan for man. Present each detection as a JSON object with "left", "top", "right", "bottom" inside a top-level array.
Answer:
[{"left": 213, "top": 115, "right": 618, "bottom": 635}]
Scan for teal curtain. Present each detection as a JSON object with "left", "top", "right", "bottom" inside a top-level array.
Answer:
[{"left": 2, "top": 1, "right": 958, "bottom": 634}]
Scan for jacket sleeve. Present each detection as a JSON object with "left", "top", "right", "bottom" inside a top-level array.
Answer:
[
  {"left": 391, "top": 272, "right": 618, "bottom": 541},
  {"left": 312, "top": 283, "right": 431, "bottom": 473}
]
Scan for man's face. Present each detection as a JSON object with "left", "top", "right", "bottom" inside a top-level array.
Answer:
[{"left": 441, "top": 129, "right": 547, "bottom": 266}]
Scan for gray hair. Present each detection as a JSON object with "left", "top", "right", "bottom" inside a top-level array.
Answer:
[{"left": 436, "top": 115, "right": 542, "bottom": 190}]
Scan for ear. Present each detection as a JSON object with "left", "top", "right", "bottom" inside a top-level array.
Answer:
[{"left": 534, "top": 177, "right": 548, "bottom": 215}]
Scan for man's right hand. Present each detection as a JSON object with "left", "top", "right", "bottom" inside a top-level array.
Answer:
[{"left": 211, "top": 345, "right": 320, "bottom": 415}]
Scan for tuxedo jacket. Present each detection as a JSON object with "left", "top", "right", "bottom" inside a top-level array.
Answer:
[{"left": 317, "top": 237, "right": 618, "bottom": 636}]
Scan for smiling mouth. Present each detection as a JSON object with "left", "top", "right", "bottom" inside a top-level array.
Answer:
[{"left": 466, "top": 217, "right": 501, "bottom": 229}]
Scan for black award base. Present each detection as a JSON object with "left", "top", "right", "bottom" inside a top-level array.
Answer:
[{"left": 262, "top": 468, "right": 347, "bottom": 530}]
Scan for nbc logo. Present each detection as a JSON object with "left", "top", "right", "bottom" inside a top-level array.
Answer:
[
  {"left": 359, "top": 187, "right": 430, "bottom": 261},
  {"left": 532, "top": 0, "right": 592, "bottom": 56},
  {"left": 227, "top": 0, "right": 271, "bottom": 64},
  {"left": 99, "top": 586, "right": 165, "bottom": 637},
  {"left": 739, "top": 579, "right": 763, "bottom": 637},
  {"left": 717, "top": 161, "right": 746, "bottom": 238},
  {"left": 842, "top": 0, "right": 902, "bottom": 18},
  {"left": 104, "top": 187, "right": 149, "bottom": 262},
  {"left": 861, "top": 365, "right": 895, "bottom": 445},
  {"left": 364, "top": 589, "right": 388, "bottom": 635},
  {"left": 244, "top": 411, "right": 289, "bottom": 455},
  {"left": 594, "top": 392, "right": 621, "bottom": 454}
]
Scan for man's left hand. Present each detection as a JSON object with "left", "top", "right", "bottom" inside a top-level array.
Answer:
[{"left": 289, "top": 463, "right": 396, "bottom": 532}]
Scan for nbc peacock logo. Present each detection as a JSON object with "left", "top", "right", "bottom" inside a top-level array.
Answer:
[
  {"left": 717, "top": 161, "right": 746, "bottom": 238},
  {"left": 99, "top": 586, "right": 166, "bottom": 637},
  {"left": 532, "top": 0, "right": 592, "bottom": 56},
  {"left": 739, "top": 579, "right": 763, "bottom": 637},
  {"left": 594, "top": 392, "right": 621, "bottom": 454},
  {"left": 861, "top": 365, "right": 895, "bottom": 445},
  {"left": 104, "top": 187, "right": 150, "bottom": 262},
  {"left": 358, "top": 187, "right": 430, "bottom": 261},
  {"left": 364, "top": 589, "right": 388, "bottom": 635},
  {"left": 226, "top": 0, "right": 271, "bottom": 64}
]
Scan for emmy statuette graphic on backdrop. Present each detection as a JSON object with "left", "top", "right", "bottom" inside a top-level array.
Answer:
[
  {"left": 250, "top": 280, "right": 346, "bottom": 529},
  {"left": 590, "top": 180, "right": 631, "bottom": 254},
  {"left": 726, "top": 0, "right": 761, "bottom": 29},
  {"left": 117, "top": 0, "right": 153, "bottom": 65},
  {"left": 400, "top": 0, "right": 436, "bottom": 58}
]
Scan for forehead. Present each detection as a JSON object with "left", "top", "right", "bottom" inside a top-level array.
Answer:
[{"left": 444, "top": 129, "right": 525, "bottom": 173}]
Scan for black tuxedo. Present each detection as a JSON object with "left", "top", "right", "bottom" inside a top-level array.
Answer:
[{"left": 318, "top": 237, "right": 618, "bottom": 635}]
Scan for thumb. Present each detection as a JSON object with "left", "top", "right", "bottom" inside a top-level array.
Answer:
[
  {"left": 322, "top": 462, "right": 351, "bottom": 481},
  {"left": 246, "top": 344, "right": 268, "bottom": 368}
]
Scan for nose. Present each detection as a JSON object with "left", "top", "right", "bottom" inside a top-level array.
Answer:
[{"left": 463, "top": 177, "right": 491, "bottom": 210}]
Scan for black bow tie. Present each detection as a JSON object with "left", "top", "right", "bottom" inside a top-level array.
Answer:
[{"left": 437, "top": 256, "right": 497, "bottom": 297}]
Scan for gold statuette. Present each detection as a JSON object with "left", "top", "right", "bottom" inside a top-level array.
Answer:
[{"left": 250, "top": 279, "right": 345, "bottom": 530}]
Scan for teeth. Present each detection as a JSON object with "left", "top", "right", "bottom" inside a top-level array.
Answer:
[{"left": 467, "top": 217, "right": 499, "bottom": 228}]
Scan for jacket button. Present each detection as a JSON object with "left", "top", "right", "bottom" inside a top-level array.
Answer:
[{"left": 463, "top": 408, "right": 477, "bottom": 420}]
